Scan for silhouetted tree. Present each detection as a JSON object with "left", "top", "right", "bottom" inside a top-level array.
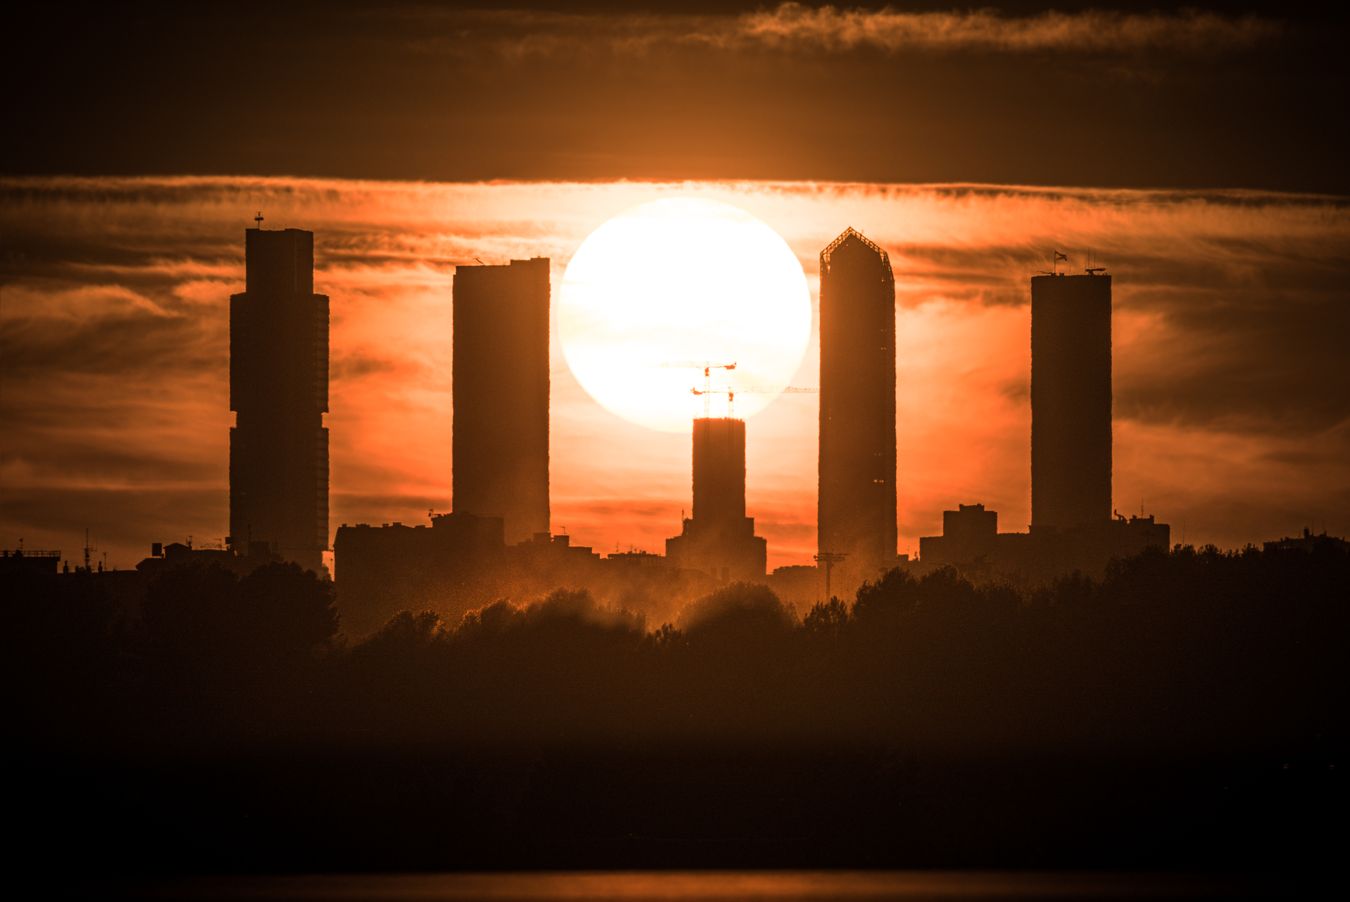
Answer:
[
  {"left": 237, "top": 561, "right": 339, "bottom": 662},
  {"left": 680, "top": 582, "right": 796, "bottom": 647},
  {"left": 803, "top": 597, "right": 849, "bottom": 638},
  {"left": 4, "top": 543, "right": 1346, "bottom": 874}
]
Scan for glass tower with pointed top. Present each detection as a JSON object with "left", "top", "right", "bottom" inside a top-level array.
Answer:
[
  {"left": 229, "top": 227, "right": 329, "bottom": 573},
  {"left": 818, "top": 227, "right": 897, "bottom": 597}
]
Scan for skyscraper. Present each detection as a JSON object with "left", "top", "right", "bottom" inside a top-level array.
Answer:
[
  {"left": 818, "top": 227, "right": 897, "bottom": 597},
  {"left": 229, "top": 226, "right": 329, "bottom": 573},
  {"left": 666, "top": 417, "right": 767, "bottom": 582},
  {"left": 452, "top": 257, "right": 550, "bottom": 544},
  {"left": 1030, "top": 271, "right": 1112, "bottom": 530}
]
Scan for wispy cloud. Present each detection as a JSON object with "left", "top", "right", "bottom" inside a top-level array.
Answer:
[
  {"left": 732, "top": 4, "right": 1280, "bottom": 55},
  {"left": 398, "top": 4, "right": 1282, "bottom": 59}
]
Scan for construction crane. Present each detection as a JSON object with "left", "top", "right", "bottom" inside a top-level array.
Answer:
[
  {"left": 691, "top": 386, "right": 736, "bottom": 418},
  {"left": 737, "top": 386, "right": 818, "bottom": 395},
  {"left": 690, "top": 384, "right": 819, "bottom": 418},
  {"left": 663, "top": 361, "right": 737, "bottom": 416},
  {"left": 660, "top": 361, "right": 736, "bottom": 388}
]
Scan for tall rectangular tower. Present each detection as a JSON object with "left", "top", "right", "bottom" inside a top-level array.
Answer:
[
  {"left": 692, "top": 416, "right": 747, "bottom": 526},
  {"left": 818, "top": 227, "right": 897, "bottom": 597},
  {"left": 229, "top": 227, "right": 329, "bottom": 573},
  {"left": 452, "top": 257, "right": 550, "bottom": 544},
  {"left": 1030, "top": 271, "right": 1112, "bottom": 530}
]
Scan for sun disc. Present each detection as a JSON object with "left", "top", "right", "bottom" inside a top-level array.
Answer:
[{"left": 559, "top": 197, "right": 811, "bottom": 433}]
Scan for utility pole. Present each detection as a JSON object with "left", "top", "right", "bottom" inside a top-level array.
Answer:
[{"left": 814, "top": 551, "right": 847, "bottom": 601}]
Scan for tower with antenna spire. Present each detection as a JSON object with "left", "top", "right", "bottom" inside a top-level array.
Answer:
[{"left": 228, "top": 224, "right": 329, "bottom": 573}]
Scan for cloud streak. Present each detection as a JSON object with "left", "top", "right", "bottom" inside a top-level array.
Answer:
[
  {"left": 732, "top": 4, "right": 1280, "bottom": 55},
  {"left": 409, "top": 4, "right": 1282, "bottom": 59}
]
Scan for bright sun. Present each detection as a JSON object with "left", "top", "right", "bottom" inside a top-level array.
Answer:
[{"left": 559, "top": 197, "right": 812, "bottom": 433}]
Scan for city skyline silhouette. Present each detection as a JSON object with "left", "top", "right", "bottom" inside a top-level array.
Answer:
[
  {"left": 10, "top": 215, "right": 1184, "bottom": 592},
  {"left": 2, "top": 2, "right": 1346, "bottom": 896},
  {"left": 3, "top": 179, "right": 1346, "bottom": 572}
]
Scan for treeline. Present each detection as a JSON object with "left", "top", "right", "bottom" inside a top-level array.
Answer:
[{"left": 4, "top": 544, "right": 1346, "bottom": 874}]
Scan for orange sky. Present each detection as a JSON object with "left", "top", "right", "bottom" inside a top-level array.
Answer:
[{"left": 2, "top": 176, "right": 1348, "bottom": 570}]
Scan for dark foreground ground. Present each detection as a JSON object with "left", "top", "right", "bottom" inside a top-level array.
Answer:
[{"left": 5, "top": 545, "right": 1345, "bottom": 890}]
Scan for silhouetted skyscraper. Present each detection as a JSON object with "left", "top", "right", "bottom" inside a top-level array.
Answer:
[
  {"left": 667, "top": 417, "right": 767, "bottom": 581},
  {"left": 1031, "top": 271, "right": 1112, "bottom": 530},
  {"left": 229, "top": 227, "right": 329, "bottom": 573},
  {"left": 818, "top": 228, "right": 897, "bottom": 596},
  {"left": 453, "top": 258, "right": 550, "bottom": 544}
]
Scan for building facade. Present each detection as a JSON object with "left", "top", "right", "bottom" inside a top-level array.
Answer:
[
  {"left": 919, "top": 503, "right": 999, "bottom": 567},
  {"left": 452, "top": 258, "right": 550, "bottom": 544},
  {"left": 334, "top": 512, "right": 506, "bottom": 638},
  {"left": 818, "top": 227, "right": 897, "bottom": 597},
  {"left": 919, "top": 500, "right": 1169, "bottom": 580},
  {"left": 1031, "top": 272, "right": 1112, "bottom": 531},
  {"left": 229, "top": 227, "right": 329, "bottom": 573}
]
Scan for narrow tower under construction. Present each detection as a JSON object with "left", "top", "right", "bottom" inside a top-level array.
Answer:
[
  {"left": 818, "top": 227, "right": 897, "bottom": 598},
  {"left": 229, "top": 225, "right": 329, "bottom": 573},
  {"left": 452, "top": 257, "right": 551, "bottom": 544},
  {"left": 666, "top": 417, "right": 767, "bottom": 582}
]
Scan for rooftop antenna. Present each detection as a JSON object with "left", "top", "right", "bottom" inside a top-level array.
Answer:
[
  {"left": 253, "top": 211, "right": 264, "bottom": 230},
  {"left": 1085, "top": 249, "right": 1107, "bottom": 276}
]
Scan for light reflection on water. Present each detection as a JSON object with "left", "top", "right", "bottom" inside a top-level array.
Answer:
[{"left": 146, "top": 871, "right": 1267, "bottom": 900}]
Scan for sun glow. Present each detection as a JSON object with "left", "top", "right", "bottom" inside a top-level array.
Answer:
[{"left": 559, "top": 197, "right": 812, "bottom": 433}]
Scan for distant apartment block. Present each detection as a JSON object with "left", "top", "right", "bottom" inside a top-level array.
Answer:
[
  {"left": 920, "top": 502, "right": 1169, "bottom": 580},
  {"left": 334, "top": 512, "right": 507, "bottom": 638}
]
